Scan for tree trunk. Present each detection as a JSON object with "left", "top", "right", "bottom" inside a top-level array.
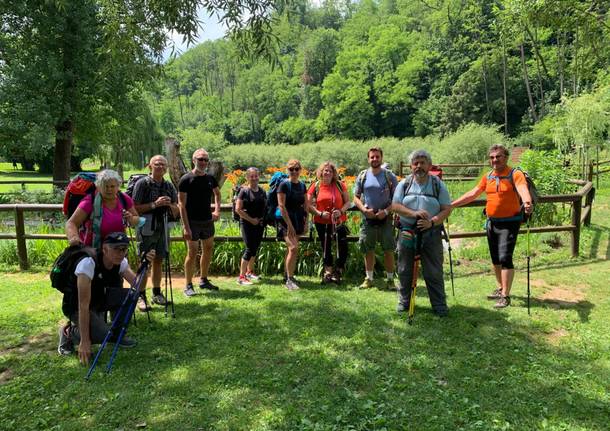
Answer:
[
  {"left": 558, "top": 31, "right": 565, "bottom": 96},
  {"left": 53, "top": 119, "right": 74, "bottom": 183},
  {"left": 520, "top": 43, "right": 538, "bottom": 123},
  {"left": 482, "top": 52, "right": 491, "bottom": 119},
  {"left": 502, "top": 42, "right": 509, "bottom": 135}
]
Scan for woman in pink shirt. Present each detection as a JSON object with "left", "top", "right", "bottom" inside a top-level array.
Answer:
[{"left": 66, "top": 170, "right": 140, "bottom": 248}]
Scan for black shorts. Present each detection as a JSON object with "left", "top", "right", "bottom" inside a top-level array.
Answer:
[
  {"left": 276, "top": 215, "right": 306, "bottom": 239},
  {"left": 189, "top": 219, "right": 215, "bottom": 241},
  {"left": 486, "top": 219, "right": 520, "bottom": 269}
]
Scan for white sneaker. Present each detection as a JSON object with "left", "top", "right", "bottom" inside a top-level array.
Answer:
[
  {"left": 285, "top": 277, "right": 299, "bottom": 290},
  {"left": 246, "top": 272, "right": 260, "bottom": 281}
]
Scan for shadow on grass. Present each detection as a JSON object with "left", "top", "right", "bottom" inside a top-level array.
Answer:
[{"left": 2, "top": 292, "right": 609, "bottom": 430}]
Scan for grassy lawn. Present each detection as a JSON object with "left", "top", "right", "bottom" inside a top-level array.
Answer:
[{"left": 0, "top": 174, "right": 608, "bottom": 430}]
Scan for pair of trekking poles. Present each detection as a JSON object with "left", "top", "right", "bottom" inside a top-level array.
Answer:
[{"left": 86, "top": 211, "right": 175, "bottom": 379}]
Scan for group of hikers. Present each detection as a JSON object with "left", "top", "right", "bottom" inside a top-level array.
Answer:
[{"left": 57, "top": 144, "right": 533, "bottom": 364}]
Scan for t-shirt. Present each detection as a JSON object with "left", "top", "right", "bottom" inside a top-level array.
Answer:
[
  {"left": 476, "top": 167, "right": 527, "bottom": 219},
  {"left": 307, "top": 181, "right": 348, "bottom": 224},
  {"left": 353, "top": 169, "right": 398, "bottom": 211},
  {"left": 78, "top": 193, "right": 134, "bottom": 245},
  {"left": 75, "top": 257, "right": 128, "bottom": 280},
  {"left": 237, "top": 187, "right": 267, "bottom": 220},
  {"left": 132, "top": 175, "right": 178, "bottom": 231},
  {"left": 393, "top": 176, "right": 451, "bottom": 228},
  {"left": 278, "top": 180, "right": 306, "bottom": 214},
  {"left": 178, "top": 172, "right": 218, "bottom": 222}
]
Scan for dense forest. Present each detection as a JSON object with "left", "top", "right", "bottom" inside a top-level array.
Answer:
[
  {"left": 153, "top": 0, "right": 610, "bottom": 159},
  {"left": 1, "top": 1, "right": 609, "bottom": 176}
]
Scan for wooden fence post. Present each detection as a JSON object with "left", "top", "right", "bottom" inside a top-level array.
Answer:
[
  {"left": 584, "top": 187, "right": 595, "bottom": 226},
  {"left": 571, "top": 196, "right": 582, "bottom": 257},
  {"left": 15, "top": 206, "right": 29, "bottom": 270}
]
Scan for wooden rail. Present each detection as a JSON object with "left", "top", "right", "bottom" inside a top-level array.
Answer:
[
  {"left": 398, "top": 162, "right": 485, "bottom": 179},
  {"left": 0, "top": 181, "right": 595, "bottom": 270}
]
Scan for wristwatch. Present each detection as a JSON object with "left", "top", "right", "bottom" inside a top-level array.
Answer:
[{"left": 151, "top": 202, "right": 156, "bottom": 210}]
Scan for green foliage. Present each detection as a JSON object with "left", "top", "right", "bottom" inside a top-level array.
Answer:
[{"left": 518, "top": 149, "right": 572, "bottom": 226}]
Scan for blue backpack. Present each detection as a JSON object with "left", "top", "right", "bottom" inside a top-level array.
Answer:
[{"left": 265, "top": 172, "right": 289, "bottom": 226}]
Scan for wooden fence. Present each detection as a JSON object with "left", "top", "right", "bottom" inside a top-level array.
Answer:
[
  {"left": 398, "top": 162, "right": 486, "bottom": 181},
  {"left": 0, "top": 180, "right": 594, "bottom": 270}
]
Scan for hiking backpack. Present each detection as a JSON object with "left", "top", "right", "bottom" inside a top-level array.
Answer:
[
  {"left": 63, "top": 172, "right": 97, "bottom": 218},
  {"left": 486, "top": 167, "right": 539, "bottom": 220},
  {"left": 355, "top": 168, "right": 396, "bottom": 198},
  {"left": 50, "top": 244, "right": 96, "bottom": 294},
  {"left": 125, "top": 173, "right": 148, "bottom": 198},
  {"left": 231, "top": 184, "right": 244, "bottom": 222},
  {"left": 264, "top": 172, "right": 289, "bottom": 226}
]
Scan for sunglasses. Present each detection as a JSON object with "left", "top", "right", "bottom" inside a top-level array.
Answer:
[
  {"left": 196, "top": 157, "right": 209, "bottom": 162},
  {"left": 288, "top": 167, "right": 301, "bottom": 172}
]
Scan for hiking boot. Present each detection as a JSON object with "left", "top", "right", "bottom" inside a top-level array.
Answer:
[
  {"left": 321, "top": 272, "right": 334, "bottom": 285},
  {"left": 111, "top": 335, "right": 137, "bottom": 348},
  {"left": 285, "top": 277, "right": 300, "bottom": 290},
  {"left": 385, "top": 278, "right": 396, "bottom": 290},
  {"left": 184, "top": 283, "right": 197, "bottom": 297},
  {"left": 152, "top": 293, "right": 168, "bottom": 306},
  {"left": 494, "top": 296, "right": 511, "bottom": 309},
  {"left": 245, "top": 272, "right": 260, "bottom": 281},
  {"left": 358, "top": 278, "right": 374, "bottom": 289},
  {"left": 200, "top": 278, "right": 219, "bottom": 291},
  {"left": 57, "top": 324, "right": 74, "bottom": 356},
  {"left": 331, "top": 269, "right": 342, "bottom": 285},
  {"left": 237, "top": 275, "right": 253, "bottom": 286},
  {"left": 487, "top": 288, "right": 503, "bottom": 300},
  {"left": 137, "top": 295, "right": 151, "bottom": 312}
]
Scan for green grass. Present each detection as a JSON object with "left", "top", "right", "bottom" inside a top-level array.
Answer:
[{"left": 1, "top": 187, "right": 609, "bottom": 430}]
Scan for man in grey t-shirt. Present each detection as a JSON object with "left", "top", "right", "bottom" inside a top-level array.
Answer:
[{"left": 353, "top": 147, "right": 398, "bottom": 289}]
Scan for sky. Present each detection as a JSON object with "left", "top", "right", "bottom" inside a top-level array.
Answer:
[{"left": 163, "top": 10, "right": 227, "bottom": 61}]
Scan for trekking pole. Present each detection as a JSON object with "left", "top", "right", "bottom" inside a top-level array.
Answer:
[
  {"left": 163, "top": 211, "right": 175, "bottom": 318},
  {"left": 125, "top": 216, "right": 150, "bottom": 324},
  {"left": 527, "top": 219, "right": 531, "bottom": 316},
  {"left": 86, "top": 259, "right": 149, "bottom": 380},
  {"left": 442, "top": 220, "right": 455, "bottom": 297},
  {"left": 408, "top": 226, "right": 423, "bottom": 325}
]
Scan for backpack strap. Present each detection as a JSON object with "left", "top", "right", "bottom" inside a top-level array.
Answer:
[
  {"left": 383, "top": 169, "right": 396, "bottom": 197},
  {"left": 355, "top": 169, "right": 367, "bottom": 197},
  {"left": 402, "top": 174, "right": 440, "bottom": 200},
  {"left": 92, "top": 193, "right": 103, "bottom": 249}
]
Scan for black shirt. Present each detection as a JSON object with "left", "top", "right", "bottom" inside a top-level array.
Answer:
[
  {"left": 178, "top": 172, "right": 218, "bottom": 222},
  {"left": 237, "top": 187, "right": 267, "bottom": 220},
  {"left": 278, "top": 180, "right": 306, "bottom": 213},
  {"left": 132, "top": 176, "right": 178, "bottom": 228}
]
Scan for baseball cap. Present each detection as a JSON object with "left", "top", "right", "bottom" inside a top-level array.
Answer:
[{"left": 103, "top": 232, "right": 130, "bottom": 247}]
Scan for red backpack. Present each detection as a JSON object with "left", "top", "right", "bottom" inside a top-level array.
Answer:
[{"left": 63, "top": 173, "right": 97, "bottom": 218}]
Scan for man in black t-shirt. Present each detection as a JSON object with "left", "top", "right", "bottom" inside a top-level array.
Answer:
[{"left": 178, "top": 149, "right": 221, "bottom": 296}]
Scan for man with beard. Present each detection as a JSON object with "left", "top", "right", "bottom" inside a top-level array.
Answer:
[
  {"left": 353, "top": 147, "right": 399, "bottom": 289},
  {"left": 390, "top": 150, "right": 452, "bottom": 316}
]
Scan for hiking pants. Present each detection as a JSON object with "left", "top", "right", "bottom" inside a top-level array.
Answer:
[
  {"left": 397, "top": 227, "right": 447, "bottom": 314},
  {"left": 241, "top": 221, "right": 264, "bottom": 261},
  {"left": 315, "top": 223, "right": 348, "bottom": 269}
]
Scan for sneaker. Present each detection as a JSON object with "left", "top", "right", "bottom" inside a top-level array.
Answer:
[
  {"left": 245, "top": 272, "right": 260, "bottom": 281},
  {"left": 487, "top": 288, "right": 503, "bottom": 300},
  {"left": 321, "top": 272, "right": 333, "bottom": 285},
  {"left": 184, "top": 283, "right": 197, "bottom": 297},
  {"left": 396, "top": 303, "right": 408, "bottom": 313},
  {"left": 237, "top": 275, "right": 253, "bottom": 286},
  {"left": 152, "top": 293, "right": 168, "bottom": 306},
  {"left": 331, "top": 269, "right": 342, "bottom": 285},
  {"left": 358, "top": 278, "right": 374, "bottom": 289},
  {"left": 385, "top": 278, "right": 396, "bottom": 290},
  {"left": 285, "top": 277, "right": 300, "bottom": 290},
  {"left": 494, "top": 296, "right": 511, "bottom": 309},
  {"left": 57, "top": 324, "right": 74, "bottom": 356},
  {"left": 137, "top": 295, "right": 151, "bottom": 312},
  {"left": 200, "top": 278, "right": 219, "bottom": 291}
]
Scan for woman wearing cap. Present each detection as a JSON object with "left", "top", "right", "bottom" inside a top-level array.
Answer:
[
  {"left": 66, "top": 170, "right": 140, "bottom": 248},
  {"left": 277, "top": 159, "right": 307, "bottom": 290}
]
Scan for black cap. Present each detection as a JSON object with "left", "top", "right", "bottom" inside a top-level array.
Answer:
[{"left": 103, "top": 232, "right": 129, "bottom": 247}]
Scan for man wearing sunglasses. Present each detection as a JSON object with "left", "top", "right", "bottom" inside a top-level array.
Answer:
[
  {"left": 57, "top": 232, "right": 155, "bottom": 364},
  {"left": 178, "top": 149, "right": 222, "bottom": 296}
]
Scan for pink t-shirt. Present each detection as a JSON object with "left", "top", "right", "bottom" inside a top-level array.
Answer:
[{"left": 78, "top": 193, "right": 134, "bottom": 245}]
